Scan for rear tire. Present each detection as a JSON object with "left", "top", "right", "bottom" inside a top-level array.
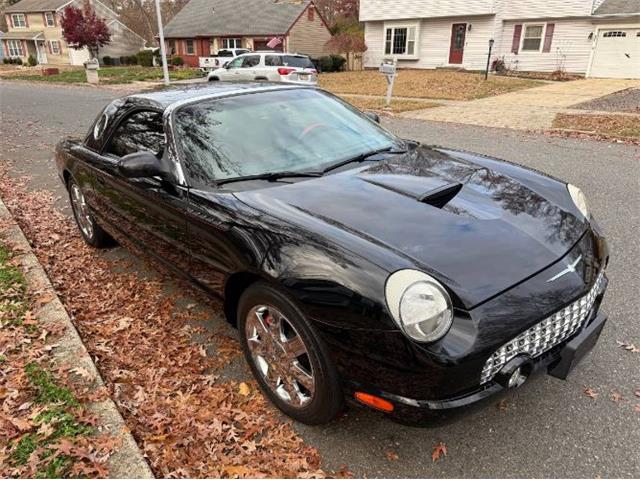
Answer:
[
  {"left": 238, "top": 282, "right": 343, "bottom": 425},
  {"left": 208, "top": 76, "right": 219, "bottom": 82},
  {"left": 68, "top": 178, "right": 114, "bottom": 248}
]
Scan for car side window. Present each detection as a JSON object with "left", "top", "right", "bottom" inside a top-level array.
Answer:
[
  {"left": 242, "top": 55, "right": 261, "bottom": 68},
  {"left": 227, "top": 57, "right": 243, "bottom": 69},
  {"left": 105, "top": 110, "right": 165, "bottom": 158},
  {"left": 265, "top": 55, "right": 283, "bottom": 67}
]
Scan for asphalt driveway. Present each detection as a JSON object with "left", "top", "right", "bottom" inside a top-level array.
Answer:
[{"left": 1, "top": 81, "right": 638, "bottom": 478}]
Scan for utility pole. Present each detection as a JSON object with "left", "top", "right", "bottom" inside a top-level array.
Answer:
[{"left": 154, "top": 0, "right": 170, "bottom": 85}]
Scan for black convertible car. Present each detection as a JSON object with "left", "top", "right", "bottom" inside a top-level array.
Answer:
[{"left": 56, "top": 83, "right": 609, "bottom": 425}]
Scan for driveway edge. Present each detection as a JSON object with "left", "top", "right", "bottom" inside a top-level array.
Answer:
[{"left": 0, "top": 197, "right": 154, "bottom": 479}]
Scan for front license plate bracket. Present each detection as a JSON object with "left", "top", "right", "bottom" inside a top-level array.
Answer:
[{"left": 548, "top": 313, "right": 607, "bottom": 380}]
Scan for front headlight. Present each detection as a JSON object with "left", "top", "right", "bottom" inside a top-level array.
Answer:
[
  {"left": 568, "top": 184, "right": 589, "bottom": 219},
  {"left": 385, "top": 270, "right": 453, "bottom": 343}
]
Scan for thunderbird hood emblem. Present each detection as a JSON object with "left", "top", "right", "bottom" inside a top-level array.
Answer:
[{"left": 547, "top": 255, "right": 583, "bottom": 283}]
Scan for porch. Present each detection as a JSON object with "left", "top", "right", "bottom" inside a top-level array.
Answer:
[{"left": 2, "top": 31, "right": 50, "bottom": 64}]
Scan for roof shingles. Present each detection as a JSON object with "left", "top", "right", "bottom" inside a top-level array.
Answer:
[
  {"left": 162, "top": 0, "right": 310, "bottom": 38},
  {"left": 4, "top": 0, "right": 71, "bottom": 13},
  {"left": 594, "top": 0, "right": 640, "bottom": 15}
]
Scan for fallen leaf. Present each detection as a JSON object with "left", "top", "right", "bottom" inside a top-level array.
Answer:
[
  {"left": 432, "top": 442, "right": 447, "bottom": 463},
  {"left": 385, "top": 451, "right": 399, "bottom": 461},
  {"left": 610, "top": 391, "right": 624, "bottom": 403},
  {"left": 617, "top": 341, "right": 640, "bottom": 353},
  {"left": 223, "top": 465, "right": 251, "bottom": 477},
  {"left": 238, "top": 382, "right": 251, "bottom": 396},
  {"left": 69, "top": 366, "right": 96, "bottom": 383},
  {"left": 583, "top": 386, "right": 599, "bottom": 399},
  {"left": 634, "top": 404, "right": 640, "bottom": 413},
  {"left": 496, "top": 399, "right": 509, "bottom": 411},
  {"left": 10, "top": 417, "right": 32, "bottom": 431},
  {"left": 634, "top": 389, "right": 640, "bottom": 398}
]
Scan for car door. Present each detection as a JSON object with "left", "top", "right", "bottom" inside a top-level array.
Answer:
[
  {"left": 93, "top": 109, "right": 192, "bottom": 274},
  {"left": 237, "top": 54, "right": 261, "bottom": 80}
]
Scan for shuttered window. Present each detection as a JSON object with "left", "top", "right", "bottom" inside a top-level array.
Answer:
[
  {"left": 11, "top": 13, "right": 27, "bottom": 28},
  {"left": 44, "top": 12, "right": 55, "bottom": 27},
  {"left": 8, "top": 39, "right": 23, "bottom": 56},
  {"left": 522, "top": 24, "right": 544, "bottom": 51}
]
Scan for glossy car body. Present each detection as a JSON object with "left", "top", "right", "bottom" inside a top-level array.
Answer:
[{"left": 55, "top": 83, "right": 609, "bottom": 424}]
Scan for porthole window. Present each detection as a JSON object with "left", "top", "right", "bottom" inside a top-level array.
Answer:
[{"left": 603, "top": 31, "right": 626, "bottom": 38}]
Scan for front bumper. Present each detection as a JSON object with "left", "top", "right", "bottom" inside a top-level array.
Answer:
[{"left": 346, "top": 311, "right": 607, "bottom": 425}]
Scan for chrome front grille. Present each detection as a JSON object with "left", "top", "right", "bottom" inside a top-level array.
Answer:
[{"left": 480, "top": 270, "right": 605, "bottom": 385}]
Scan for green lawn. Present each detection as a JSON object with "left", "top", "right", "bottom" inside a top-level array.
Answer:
[{"left": 5, "top": 66, "right": 200, "bottom": 85}]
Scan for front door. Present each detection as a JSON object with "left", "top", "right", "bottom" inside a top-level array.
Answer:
[
  {"left": 449, "top": 23, "right": 467, "bottom": 65},
  {"left": 91, "top": 109, "right": 191, "bottom": 274},
  {"left": 36, "top": 41, "right": 48, "bottom": 64}
]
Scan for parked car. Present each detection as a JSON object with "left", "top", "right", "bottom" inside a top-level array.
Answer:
[
  {"left": 56, "top": 84, "right": 609, "bottom": 426},
  {"left": 208, "top": 52, "right": 317, "bottom": 85},
  {"left": 199, "top": 48, "right": 251, "bottom": 74}
]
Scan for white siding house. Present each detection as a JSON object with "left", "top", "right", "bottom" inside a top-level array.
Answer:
[{"left": 361, "top": 0, "right": 640, "bottom": 78}]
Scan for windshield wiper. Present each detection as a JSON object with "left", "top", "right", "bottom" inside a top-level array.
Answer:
[
  {"left": 323, "top": 146, "right": 408, "bottom": 174},
  {"left": 216, "top": 171, "right": 323, "bottom": 186}
]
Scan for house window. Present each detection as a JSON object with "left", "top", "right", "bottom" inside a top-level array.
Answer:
[
  {"left": 603, "top": 31, "right": 626, "bottom": 38},
  {"left": 44, "top": 12, "right": 55, "bottom": 27},
  {"left": 221, "top": 38, "right": 242, "bottom": 49},
  {"left": 384, "top": 26, "right": 417, "bottom": 56},
  {"left": 8, "top": 39, "right": 23, "bottom": 56},
  {"left": 185, "top": 39, "right": 195, "bottom": 55},
  {"left": 49, "top": 40, "right": 61, "bottom": 54},
  {"left": 11, "top": 13, "right": 27, "bottom": 28},
  {"left": 308, "top": 7, "right": 315, "bottom": 21},
  {"left": 521, "top": 24, "right": 545, "bottom": 51}
]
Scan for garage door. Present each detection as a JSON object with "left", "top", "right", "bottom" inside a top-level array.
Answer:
[{"left": 590, "top": 28, "right": 640, "bottom": 79}]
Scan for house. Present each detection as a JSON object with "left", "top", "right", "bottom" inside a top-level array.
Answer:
[
  {"left": 2, "top": 0, "right": 146, "bottom": 66},
  {"left": 360, "top": 0, "right": 640, "bottom": 78},
  {"left": 161, "top": 0, "right": 333, "bottom": 66}
]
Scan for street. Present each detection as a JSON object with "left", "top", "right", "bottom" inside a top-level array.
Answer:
[{"left": 1, "top": 81, "right": 639, "bottom": 478}]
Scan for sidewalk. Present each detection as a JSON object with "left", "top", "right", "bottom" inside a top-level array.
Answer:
[{"left": 401, "top": 78, "right": 640, "bottom": 130}]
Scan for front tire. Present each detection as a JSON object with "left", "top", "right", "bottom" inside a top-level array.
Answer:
[
  {"left": 238, "top": 282, "right": 343, "bottom": 425},
  {"left": 68, "top": 179, "right": 113, "bottom": 248}
]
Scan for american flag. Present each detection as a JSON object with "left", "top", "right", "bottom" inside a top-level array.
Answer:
[{"left": 266, "top": 37, "right": 283, "bottom": 49}]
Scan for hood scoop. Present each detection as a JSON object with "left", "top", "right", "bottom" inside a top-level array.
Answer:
[
  {"left": 359, "top": 173, "right": 463, "bottom": 209},
  {"left": 418, "top": 182, "right": 463, "bottom": 208}
]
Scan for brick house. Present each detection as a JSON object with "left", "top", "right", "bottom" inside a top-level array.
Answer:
[
  {"left": 2, "top": 0, "right": 145, "bottom": 65},
  {"left": 162, "top": 0, "right": 333, "bottom": 66}
]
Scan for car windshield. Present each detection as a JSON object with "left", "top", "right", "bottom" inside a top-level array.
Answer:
[
  {"left": 283, "top": 55, "right": 314, "bottom": 68},
  {"left": 174, "top": 89, "right": 399, "bottom": 186}
]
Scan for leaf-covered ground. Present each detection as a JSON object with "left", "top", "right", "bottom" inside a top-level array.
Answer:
[
  {"left": 0, "top": 167, "right": 341, "bottom": 478},
  {"left": 552, "top": 113, "right": 640, "bottom": 143},
  {"left": 319, "top": 70, "right": 543, "bottom": 101},
  {"left": 340, "top": 96, "right": 439, "bottom": 114},
  {"left": 0, "top": 236, "right": 117, "bottom": 477}
]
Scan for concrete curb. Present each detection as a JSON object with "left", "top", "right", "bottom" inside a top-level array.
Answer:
[{"left": 0, "top": 197, "right": 154, "bottom": 479}]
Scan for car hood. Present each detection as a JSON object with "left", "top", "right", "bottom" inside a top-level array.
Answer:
[{"left": 235, "top": 146, "right": 587, "bottom": 308}]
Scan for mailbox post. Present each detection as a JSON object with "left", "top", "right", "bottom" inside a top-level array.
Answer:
[
  {"left": 85, "top": 58, "right": 99, "bottom": 84},
  {"left": 379, "top": 59, "right": 397, "bottom": 107}
]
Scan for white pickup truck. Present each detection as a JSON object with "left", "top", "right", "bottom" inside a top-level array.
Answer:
[{"left": 198, "top": 48, "right": 251, "bottom": 75}]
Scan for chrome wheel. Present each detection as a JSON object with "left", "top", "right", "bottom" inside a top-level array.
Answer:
[
  {"left": 70, "top": 183, "right": 94, "bottom": 239},
  {"left": 245, "top": 305, "right": 315, "bottom": 407}
]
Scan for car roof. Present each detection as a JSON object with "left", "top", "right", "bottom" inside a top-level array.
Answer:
[{"left": 129, "top": 82, "right": 307, "bottom": 110}]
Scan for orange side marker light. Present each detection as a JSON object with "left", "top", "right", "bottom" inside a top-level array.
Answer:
[{"left": 354, "top": 392, "right": 394, "bottom": 412}]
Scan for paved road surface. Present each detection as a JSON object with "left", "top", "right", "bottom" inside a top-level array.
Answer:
[{"left": 1, "top": 81, "right": 639, "bottom": 478}]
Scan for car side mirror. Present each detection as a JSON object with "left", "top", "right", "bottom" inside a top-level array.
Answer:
[
  {"left": 364, "top": 111, "right": 380, "bottom": 124},
  {"left": 118, "top": 151, "right": 168, "bottom": 179}
]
